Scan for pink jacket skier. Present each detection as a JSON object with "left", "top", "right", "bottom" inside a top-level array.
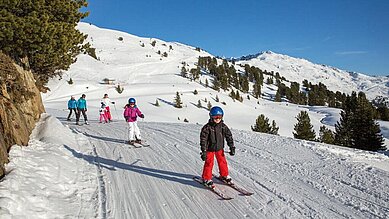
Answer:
[{"left": 123, "top": 98, "right": 144, "bottom": 145}]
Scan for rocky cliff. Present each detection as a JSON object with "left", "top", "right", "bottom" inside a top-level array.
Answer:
[{"left": 0, "top": 52, "right": 45, "bottom": 177}]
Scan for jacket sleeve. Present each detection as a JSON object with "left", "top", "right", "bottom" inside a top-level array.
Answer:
[
  {"left": 68, "top": 100, "right": 71, "bottom": 109},
  {"left": 123, "top": 107, "right": 128, "bottom": 117},
  {"left": 200, "top": 125, "right": 209, "bottom": 152},
  {"left": 224, "top": 125, "right": 234, "bottom": 148},
  {"left": 136, "top": 108, "right": 142, "bottom": 117}
]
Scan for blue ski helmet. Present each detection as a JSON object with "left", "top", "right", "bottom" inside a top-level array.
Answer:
[
  {"left": 209, "top": 106, "right": 224, "bottom": 117},
  {"left": 128, "top": 98, "right": 136, "bottom": 104}
]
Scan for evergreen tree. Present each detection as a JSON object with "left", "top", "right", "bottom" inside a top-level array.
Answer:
[
  {"left": 205, "top": 78, "right": 209, "bottom": 87},
  {"left": 253, "top": 82, "right": 261, "bottom": 98},
  {"left": 197, "top": 100, "right": 202, "bottom": 108},
  {"left": 334, "top": 92, "right": 356, "bottom": 147},
  {"left": 181, "top": 66, "right": 187, "bottom": 78},
  {"left": 293, "top": 111, "right": 316, "bottom": 141},
  {"left": 0, "top": 0, "right": 89, "bottom": 88},
  {"left": 207, "top": 101, "right": 212, "bottom": 110},
  {"left": 274, "top": 89, "right": 282, "bottom": 102},
  {"left": 174, "top": 91, "right": 183, "bottom": 108},
  {"left": 352, "top": 92, "right": 385, "bottom": 151},
  {"left": 318, "top": 126, "right": 334, "bottom": 144},
  {"left": 270, "top": 120, "right": 279, "bottom": 135},
  {"left": 252, "top": 114, "right": 271, "bottom": 133}
]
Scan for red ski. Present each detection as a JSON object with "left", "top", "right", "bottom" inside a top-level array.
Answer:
[
  {"left": 193, "top": 176, "right": 233, "bottom": 200},
  {"left": 213, "top": 175, "right": 254, "bottom": 196}
]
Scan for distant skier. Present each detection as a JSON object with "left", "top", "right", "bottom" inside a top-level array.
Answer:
[
  {"left": 101, "top": 93, "right": 115, "bottom": 122},
  {"left": 76, "top": 94, "right": 89, "bottom": 125},
  {"left": 99, "top": 103, "right": 108, "bottom": 123},
  {"left": 200, "top": 106, "right": 235, "bottom": 187},
  {"left": 67, "top": 96, "right": 77, "bottom": 121},
  {"left": 123, "top": 98, "right": 144, "bottom": 145}
]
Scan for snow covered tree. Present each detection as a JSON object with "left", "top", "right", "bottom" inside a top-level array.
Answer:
[
  {"left": 293, "top": 111, "right": 316, "bottom": 141},
  {"left": 174, "top": 92, "right": 183, "bottom": 108}
]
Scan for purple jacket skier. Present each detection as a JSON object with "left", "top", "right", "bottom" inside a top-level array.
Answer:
[{"left": 123, "top": 98, "right": 144, "bottom": 145}]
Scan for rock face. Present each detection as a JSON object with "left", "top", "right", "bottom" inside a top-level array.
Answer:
[{"left": 0, "top": 53, "right": 45, "bottom": 177}]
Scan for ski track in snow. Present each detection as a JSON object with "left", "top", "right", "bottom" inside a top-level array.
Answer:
[{"left": 59, "top": 119, "right": 389, "bottom": 219}]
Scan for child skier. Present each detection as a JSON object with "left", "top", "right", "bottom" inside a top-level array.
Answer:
[
  {"left": 67, "top": 96, "right": 77, "bottom": 121},
  {"left": 101, "top": 93, "right": 115, "bottom": 122},
  {"left": 99, "top": 103, "right": 108, "bottom": 123},
  {"left": 123, "top": 98, "right": 144, "bottom": 145},
  {"left": 200, "top": 106, "right": 235, "bottom": 187}
]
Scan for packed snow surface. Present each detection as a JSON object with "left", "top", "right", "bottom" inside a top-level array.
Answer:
[{"left": 1, "top": 113, "right": 388, "bottom": 218}]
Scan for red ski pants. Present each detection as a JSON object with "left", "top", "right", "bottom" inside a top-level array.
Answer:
[{"left": 202, "top": 150, "right": 229, "bottom": 180}]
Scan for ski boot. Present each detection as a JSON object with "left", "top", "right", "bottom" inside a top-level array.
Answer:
[
  {"left": 220, "top": 175, "right": 233, "bottom": 184},
  {"left": 128, "top": 140, "right": 135, "bottom": 145},
  {"left": 85, "top": 121, "right": 89, "bottom": 125},
  {"left": 203, "top": 179, "right": 214, "bottom": 188},
  {"left": 135, "top": 139, "right": 142, "bottom": 144}
]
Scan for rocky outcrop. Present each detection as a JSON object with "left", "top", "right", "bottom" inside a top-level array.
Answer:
[{"left": 0, "top": 53, "right": 45, "bottom": 178}]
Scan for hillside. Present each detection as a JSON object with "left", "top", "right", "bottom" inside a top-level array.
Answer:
[
  {"left": 1, "top": 114, "right": 388, "bottom": 218},
  {"left": 42, "top": 23, "right": 389, "bottom": 145},
  {"left": 236, "top": 51, "right": 389, "bottom": 100}
]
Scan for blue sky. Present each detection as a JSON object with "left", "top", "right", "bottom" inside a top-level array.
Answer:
[{"left": 82, "top": 0, "right": 389, "bottom": 76}]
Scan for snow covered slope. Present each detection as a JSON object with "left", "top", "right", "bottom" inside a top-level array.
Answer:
[
  {"left": 236, "top": 51, "right": 389, "bottom": 99},
  {"left": 41, "top": 22, "right": 389, "bottom": 145},
  {"left": 1, "top": 114, "right": 388, "bottom": 218}
]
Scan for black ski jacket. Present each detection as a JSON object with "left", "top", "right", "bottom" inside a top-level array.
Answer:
[{"left": 200, "top": 119, "right": 234, "bottom": 152}]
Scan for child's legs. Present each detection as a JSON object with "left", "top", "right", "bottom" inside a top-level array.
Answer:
[
  {"left": 99, "top": 114, "right": 103, "bottom": 122},
  {"left": 133, "top": 121, "right": 141, "bottom": 140},
  {"left": 202, "top": 151, "right": 215, "bottom": 180},
  {"left": 105, "top": 106, "right": 111, "bottom": 120},
  {"left": 127, "top": 122, "right": 135, "bottom": 141},
  {"left": 215, "top": 150, "right": 229, "bottom": 177}
]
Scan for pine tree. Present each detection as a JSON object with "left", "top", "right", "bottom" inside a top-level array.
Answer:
[
  {"left": 181, "top": 66, "right": 187, "bottom": 78},
  {"left": 275, "top": 89, "right": 281, "bottom": 102},
  {"left": 293, "top": 111, "right": 316, "bottom": 141},
  {"left": 270, "top": 120, "right": 279, "bottom": 135},
  {"left": 197, "top": 100, "right": 202, "bottom": 108},
  {"left": 352, "top": 92, "right": 385, "bottom": 151},
  {"left": 334, "top": 92, "right": 357, "bottom": 147},
  {"left": 155, "top": 99, "right": 160, "bottom": 107},
  {"left": 207, "top": 101, "right": 212, "bottom": 110},
  {"left": 174, "top": 91, "right": 183, "bottom": 108},
  {"left": 318, "top": 126, "right": 334, "bottom": 144},
  {"left": 252, "top": 114, "right": 271, "bottom": 133},
  {"left": 0, "top": 0, "right": 89, "bottom": 88}
]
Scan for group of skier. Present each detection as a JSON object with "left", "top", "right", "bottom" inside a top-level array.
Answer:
[{"left": 66, "top": 94, "right": 236, "bottom": 187}]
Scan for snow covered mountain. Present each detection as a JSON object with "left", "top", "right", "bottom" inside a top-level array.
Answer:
[
  {"left": 235, "top": 51, "right": 389, "bottom": 100},
  {"left": 1, "top": 23, "right": 389, "bottom": 218}
]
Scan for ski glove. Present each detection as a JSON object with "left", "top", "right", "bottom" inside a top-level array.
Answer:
[
  {"left": 229, "top": 147, "right": 235, "bottom": 156},
  {"left": 200, "top": 151, "right": 207, "bottom": 161},
  {"left": 140, "top": 114, "right": 145, "bottom": 118}
]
